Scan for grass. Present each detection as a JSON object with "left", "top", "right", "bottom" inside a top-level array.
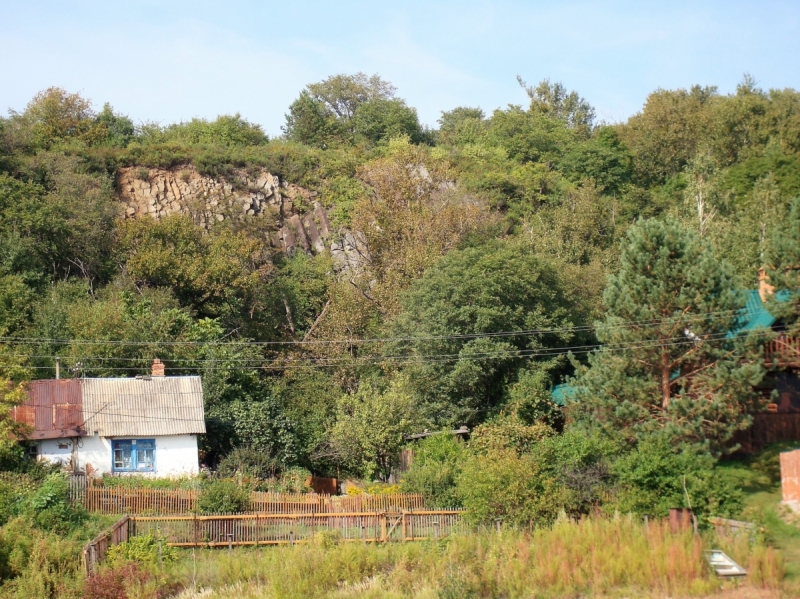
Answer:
[
  {"left": 718, "top": 442, "right": 800, "bottom": 593},
  {"left": 148, "top": 516, "right": 783, "bottom": 599}
]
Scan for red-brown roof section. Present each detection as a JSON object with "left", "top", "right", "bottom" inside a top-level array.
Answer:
[{"left": 13, "top": 379, "right": 85, "bottom": 440}]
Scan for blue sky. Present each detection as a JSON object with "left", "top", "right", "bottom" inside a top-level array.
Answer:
[{"left": 1, "top": 1, "right": 798, "bottom": 136}]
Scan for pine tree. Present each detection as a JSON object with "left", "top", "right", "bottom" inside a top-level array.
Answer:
[
  {"left": 765, "top": 196, "right": 800, "bottom": 334},
  {"left": 571, "top": 217, "right": 764, "bottom": 454}
]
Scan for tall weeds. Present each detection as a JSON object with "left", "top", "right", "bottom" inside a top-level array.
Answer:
[{"left": 165, "top": 516, "right": 784, "bottom": 599}]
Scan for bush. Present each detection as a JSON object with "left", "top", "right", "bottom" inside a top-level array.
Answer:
[
  {"left": 608, "top": 438, "right": 743, "bottom": 519},
  {"left": 24, "top": 472, "right": 87, "bottom": 533},
  {"left": 196, "top": 479, "right": 250, "bottom": 514},
  {"left": 400, "top": 434, "right": 464, "bottom": 507},
  {"left": 216, "top": 447, "right": 280, "bottom": 480},
  {"left": 107, "top": 533, "right": 177, "bottom": 567},
  {"left": 83, "top": 562, "right": 176, "bottom": 599}
]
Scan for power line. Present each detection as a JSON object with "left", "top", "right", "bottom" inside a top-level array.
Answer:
[
  {"left": 3, "top": 328, "right": 771, "bottom": 373},
  {"left": 0, "top": 308, "right": 751, "bottom": 348}
]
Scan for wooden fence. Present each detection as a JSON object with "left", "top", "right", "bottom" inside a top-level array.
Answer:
[
  {"left": 732, "top": 412, "right": 800, "bottom": 454},
  {"left": 131, "top": 510, "right": 465, "bottom": 547},
  {"left": 82, "top": 510, "right": 464, "bottom": 573},
  {"left": 76, "top": 485, "right": 429, "bottom": 516},
  {"left": 83, "top": 515, "right": 130, "bottom": 575}
]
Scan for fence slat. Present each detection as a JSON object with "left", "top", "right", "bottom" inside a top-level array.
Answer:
[{"left": 77, "top": 486, "right": 436, "bottom": 516}]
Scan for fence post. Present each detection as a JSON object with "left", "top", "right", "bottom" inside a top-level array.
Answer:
[
  {"left": 433, "top": 520, "right": 439, "bottom": 540},
  {"left": 227, "top": 533, "right": 233, "bottom": 555},
  {"left": 158, "top": 538, "right": 163, "bottom": 567},
  {"left": 408, "top": 511, "right": 414, "bottom": 541},
  {"left": 381, "top": 512, "right": 387, "bottom": 543},
  {"left": 402, "top": 512, "right": 407, "bottom": 542},
  {"left": 289, "top": 530, "right": 295, "bottom": 547},
  {"left": 495, "top": 518, "right": 501, "bottom": 533}
]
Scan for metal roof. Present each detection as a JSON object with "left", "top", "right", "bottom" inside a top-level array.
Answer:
[
  {"left": 81, "top": 376, "right": 205, "bottom": 437},
  {"left": 14, "top": 379, "right": 85, "bottom": 440}
]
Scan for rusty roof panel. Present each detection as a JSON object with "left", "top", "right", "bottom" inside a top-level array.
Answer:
[
  {"left": 81, "top": 376, "right": 205, "bottom": 437},
  {"left": 13, "top": 379, "right": 85, "bottom": 439}
]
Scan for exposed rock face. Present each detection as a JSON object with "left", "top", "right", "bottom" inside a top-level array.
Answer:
[{"left": 116, "top": 165, "right": 338, "bottom": 257}]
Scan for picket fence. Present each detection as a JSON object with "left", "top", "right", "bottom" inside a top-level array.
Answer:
[
  {"left": 83, "top": 509, "right": 465, "bottom": 574},
  {"left": 75, "top": 484, "right": 429, "bottom": 516}
]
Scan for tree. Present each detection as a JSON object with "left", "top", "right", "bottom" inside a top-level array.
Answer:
[
  {"left": 517, "top": 77, "right": 595, "bottom": 134},
  {"left": 437, "top": 107, "right": 486, "bottom": 146},
  {"left": 389, "top": 240, "right": 582, "bottom": 426},
  {"left": 349, "top": 140, "right": 485, "bottom": 315},
  {"left": 10, "top": 87, "right": 106, "bottom": 149},
  {"left": 306, "top": 73, "right": 396, "bottom": 122},
  {"left": 620, "top": 85, "right": 717, "bottom": 186},
  {"left": 328, "top": 375, "right": 421, "bottom": 481},
  {"left": 156, "top": 114, "right": 268, "bottom": 147},
  {"left": 571, "top": 217, "right": 764, "bottom": 454},
  {"left": 117, "top": 215, "right": 273, "bottom": 323},
  {"left": 222, "top": 399, "right": 298, "bottom": 467},
  {"left": 283, "top": 73, "right": 399, "bottom": 146},
  {"left": 765, "top": 196, "right": 800, "bottom": 334},
  {"left": 352, "top": 99, "right": 426, "bottom": 145}
]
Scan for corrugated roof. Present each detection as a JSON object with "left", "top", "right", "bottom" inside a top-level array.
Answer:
[
  {"left": 14, "top": 379, "right": 85, "bottom": 440},
  {"left": 81, "top": 376, "right": 205, "bottom": 437}
]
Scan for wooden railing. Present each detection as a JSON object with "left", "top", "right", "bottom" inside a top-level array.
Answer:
[
  {"left": 83, "top": 515, "right": 130, "bottom": 575},
  {"left": 130, "top": 510, "right": 465, "bottom": 547},
  {"left": 765, "top": 335, "right": 800, "bottom": 369},
  {"left": 78, "top": 486, "right": 429, "bottom": 516}
]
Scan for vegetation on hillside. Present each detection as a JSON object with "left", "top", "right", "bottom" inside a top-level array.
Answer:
[{"left": 1, "top": 71, "right": 800, "bottom": 596}]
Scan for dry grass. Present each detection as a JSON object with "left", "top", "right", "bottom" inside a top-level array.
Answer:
[{"left": 161, "top": 515, "right": 784, "bottom": 598}]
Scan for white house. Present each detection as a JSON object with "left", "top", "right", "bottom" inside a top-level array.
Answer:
[{"left": 14, "top": 360, "right": 205, "bottom": 477}]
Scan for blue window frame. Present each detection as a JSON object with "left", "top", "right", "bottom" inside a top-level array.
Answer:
[{"left": 112, "top": 439, "right": 155, "bottom": 472}]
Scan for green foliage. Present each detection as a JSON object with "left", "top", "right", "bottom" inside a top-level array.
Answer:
[
  {"left": 328, "top": 375, "right": 422, "bottom": 481},
  {"left": 765, "top": 195, "right": 800, "bottom": 333},
  {"left": 24, "top": 473, "right": 87, "bottom": 534},
  {"left": 197, "top": 479, "right": 250, "bottom": 514},
  {"left": 609, "top": 438, "right": 743, "bottom": 519},
  {"left": 283, "top": 73, "right": 425, "bottom": 147},
  {"left": 222, "top": 399, "right": 298, "bottom": 466},
  {"left": 390, "top": 240, "right": 581, "bottom": 425},
  {"left": 437, "top": 107, "right": 486, "bottom": 146},
  {"left": 571, "top": 217, "right": 764, "bottom": 453},
  {"left": 106, "top": 533, "right": 177, "bottom": 566},
  {"left": 400, "top": 434, "right": 464, "bottom": 507},
  {"left": 139, "top": 114, "right": 267, "bottom": 147}
]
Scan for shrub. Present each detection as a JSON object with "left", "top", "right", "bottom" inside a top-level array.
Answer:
[
  {"left": 400, "top": 434, "right": 464, "bottom": 507},
  {"left": 107, "top": 533, "right": 177, "bottom": 566},
  {"left": 197, "top": 479, "right": 249, "bottom": 514},
  {"left": 216, "top": 447, "right": 280, "bottom": 480},
  {"left": 608, "top": 438, "right": 743, "bottom": 519},
  {"left": 83, "top": 562, "right": 177, "bottom": 599},
  {"left": 24, "top": 472, "right": 87, "bottom": 533},
  {"left": 456, "top": 447, "right": 566, "bottom": 527}
]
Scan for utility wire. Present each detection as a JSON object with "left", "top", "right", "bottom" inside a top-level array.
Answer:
[{"left": 0, "top": 308, "right": 752, "bottom": 347}]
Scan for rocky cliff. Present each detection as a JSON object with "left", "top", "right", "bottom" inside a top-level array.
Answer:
[{"left": 116, "top": 165, "right": 359, "bottom": 259}]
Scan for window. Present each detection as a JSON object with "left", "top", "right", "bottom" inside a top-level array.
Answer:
[{"left": 111, "top": 439, "right": 155, "bottom": 472}]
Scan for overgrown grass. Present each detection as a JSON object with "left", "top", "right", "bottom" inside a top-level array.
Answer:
[
  {"left": 158, "top": 517, "right": 782, "bottom": 599},
  {"left": 719, "top": 441, "right": 800, "bottom": 590}
]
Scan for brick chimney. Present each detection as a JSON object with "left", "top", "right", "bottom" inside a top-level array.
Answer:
[
  {"left": 151, "top": 358, "right": 165, "bottom": 377},
  {"left": 758, "top": 268, "right": 775, "bottom": 303}
]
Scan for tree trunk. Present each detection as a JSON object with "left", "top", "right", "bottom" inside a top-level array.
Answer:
[{"left": 661, "top": 347, "right": 671, "bottom": 409}]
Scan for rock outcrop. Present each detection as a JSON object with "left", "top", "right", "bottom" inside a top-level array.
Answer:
[{"left": 116, "top": 165, "right": 337, "bottom": 256}]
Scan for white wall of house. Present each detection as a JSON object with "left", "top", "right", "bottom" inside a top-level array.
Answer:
[{"left": 37, "top": 434, "right": 199, "bottom": 477}]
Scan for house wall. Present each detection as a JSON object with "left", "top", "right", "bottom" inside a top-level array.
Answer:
[{"left": 37, "top": 434, "right": 199, "bottom": 477}]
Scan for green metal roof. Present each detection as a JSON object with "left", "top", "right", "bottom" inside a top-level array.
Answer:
[
  {"left": 551, "top": 383, "right": 577, "bottom": 406},
  {"left": 550, "top": 288, "right": 788, "bottom": 402},
  {"left": 732, "top": 290, "right": 778, "bottom": 334}
]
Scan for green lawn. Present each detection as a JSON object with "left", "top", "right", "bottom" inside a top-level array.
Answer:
[{"left": 718, "top": 442, "right": 800, "bottom": 589}]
